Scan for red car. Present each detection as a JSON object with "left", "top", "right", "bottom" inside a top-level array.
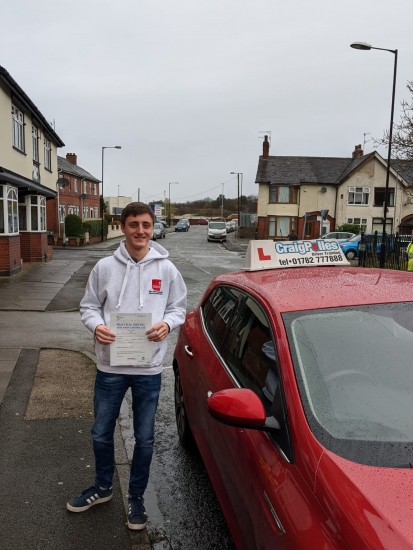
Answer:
[{"left": 173, "top": 240, "right": 413, "bottom": 550}]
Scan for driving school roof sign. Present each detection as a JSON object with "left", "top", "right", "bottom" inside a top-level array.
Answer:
[{"left": 243, "top": 240, "right": 350, "bottom": 271}]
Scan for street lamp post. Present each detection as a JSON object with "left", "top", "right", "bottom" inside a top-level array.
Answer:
[
  {"left": 350, "top": 41, "right": 398, "bottom": 268},
  {"left": 230, "top": 172, "right": 242, "bottom": 226},
  {"left": 221, "top": 183, "right": 224, "bottom": 219},
  {"left": 169, "top": 182, "right": 178, "bottom": 226},
  {"left": 101, "top": 146, "right": 121, "bottom": 242}
]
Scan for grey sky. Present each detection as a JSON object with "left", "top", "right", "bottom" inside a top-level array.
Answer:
[{"left": 2, "top": 0, "right": 412, "bottom": 204}]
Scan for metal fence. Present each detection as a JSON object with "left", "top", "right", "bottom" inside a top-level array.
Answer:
[{"left": 358, "top": 232, "right": 411, "bottom": 270}]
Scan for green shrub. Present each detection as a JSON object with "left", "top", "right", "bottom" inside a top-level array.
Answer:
[
  {"left": 65, "top": 214, "right": 83, "bottom": 237},
  {"left": 83, "top": 219, "right": 108, "bottom": 237},
  {"left": 335, "top": 223, "right": 360, "bottom": 235}
]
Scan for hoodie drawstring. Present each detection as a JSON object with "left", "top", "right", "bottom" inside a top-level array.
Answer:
[
  {"left": 116, "top": 258, "right": 145, "bottom": 310},
  {"left": 139, "top": 263, "right": 144, "bottom": 309},
  {"left": 116, "top": 259, "right": 131, "bottom": 309}
]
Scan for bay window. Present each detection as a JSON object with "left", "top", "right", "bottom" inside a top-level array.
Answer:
[
  {"left": 0, "top": 185, "right": 18, "bottom": 234},
  {"left": 19, "top": 196, "right": 47, "bottom": 232}
]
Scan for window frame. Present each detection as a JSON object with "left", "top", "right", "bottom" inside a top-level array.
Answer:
[
  {"left": 32, "top": 124, "right": 39, "bottom": 162},
  {"left": 374, "top": 187, "right": 395, "bottom": 208},
  {"left": 268, "top": 215, "right": 297, "bottom": 238},
  {"left": 347, "top": 186, "right": 370, "bottom": 206},
  {"left": 0, "top": 185, "right": 19, "bottom": 234},
  {"left": 346, "top": 217, "right": 368, "bottom": 232},
  {"left": 269, "top": 185, "right": 298, "bottom": 204},
  {"left": 12, "top": 105, "right": 25, "bottom": 153},
  {"left": 44, "top": 138, "right": 52, "bottom": 171}
]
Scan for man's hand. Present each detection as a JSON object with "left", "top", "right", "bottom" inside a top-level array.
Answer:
[
  {"left": 95, "top": 324, "right": 116, "bottom": 345},
  {"left": 146, "top": 322, "right": 170, "bottom": 342}
]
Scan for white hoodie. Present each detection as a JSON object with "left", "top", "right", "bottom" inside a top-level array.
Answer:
[{"left": 80, "top": 240, "right": 187, "bottom": 375}]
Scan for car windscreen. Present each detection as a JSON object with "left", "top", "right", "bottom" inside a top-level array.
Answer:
[
  {"left": 209, "top": 222, "right": 226, "bottom": 229},
  {"left": 347, "top": 235, "right": 361, "bottom": 242},
  {"left": 283, "top": 303, "right": 413, "bottom": 467},
  {"left": 154, "top": 223, "right": 162, "bottom": 229}
]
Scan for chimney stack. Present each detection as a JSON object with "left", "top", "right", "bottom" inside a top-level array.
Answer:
[
  {"left": 352, "top": 145, "right": 363, "bottom": 159},
  {"left": 263, "top": 135, "right": 269, "bottom": 160},
  {"left": 66, "top": 153, "right": 77, "bottom": 165}
]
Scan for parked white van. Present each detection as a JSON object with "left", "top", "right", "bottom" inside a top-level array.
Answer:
[{"left": 207, "top": 221, "right": 227, "bottom": 242}]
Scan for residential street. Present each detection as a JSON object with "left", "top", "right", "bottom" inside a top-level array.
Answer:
[{"left": 0, "top": 227, "right": 247, "bottom": 550}]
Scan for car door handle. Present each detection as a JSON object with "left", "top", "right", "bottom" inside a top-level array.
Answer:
[{"left": 184, "top": 345, "right": 193, "bottom": 357}]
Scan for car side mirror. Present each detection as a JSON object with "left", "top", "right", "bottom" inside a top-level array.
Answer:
[{"left": 207, "top": 388, "right": 280, "bottom": 435}]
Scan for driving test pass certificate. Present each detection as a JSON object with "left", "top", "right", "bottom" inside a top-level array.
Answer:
[{"left": 109, "top": 312, "right": 152, "bottom": 366}]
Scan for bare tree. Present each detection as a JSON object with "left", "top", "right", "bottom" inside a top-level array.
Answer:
[{"left": 374, "top": 81, "right": 413, "bottom": 175}]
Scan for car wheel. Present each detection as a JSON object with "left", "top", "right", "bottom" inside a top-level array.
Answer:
[
  {"left": 346, "top": 250, "right": 357, "bottom": 260},
  {"left": 174, "top": 366, "right": 194, "bottom": 446}
]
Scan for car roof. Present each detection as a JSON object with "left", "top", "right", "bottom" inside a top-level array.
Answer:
[{"left": 213, "top": 267, "right": 413, "bottom": 312}]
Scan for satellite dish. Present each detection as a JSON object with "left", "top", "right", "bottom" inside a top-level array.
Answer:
[
  {"left": 320, "top": 187, "right": 327, "bottom": 193},
  {"left": 57, "top": 177, "right": 70, "bottom": 188}
]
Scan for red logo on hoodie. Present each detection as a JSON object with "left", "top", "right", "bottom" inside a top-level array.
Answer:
[{"left": 152, "top": 279, "right": 162, "bottom": 292}]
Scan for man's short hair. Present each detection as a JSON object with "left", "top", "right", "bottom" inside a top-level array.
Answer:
[{"left": 120, "top": 202, "right": 155, "bottom": 225}]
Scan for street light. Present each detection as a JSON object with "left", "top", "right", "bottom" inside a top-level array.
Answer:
[
  {"left": 221, "top": 183, "right": 224, "bottom": 219},
  {"left": 230, "top": 172, "right": 243, "bottom": 226},
  {"left": 169, "top": 182, "right": 178, "bottom": 226},
  {"left": 350, "top": 41, "right": 398, "bottom": 268},
  {"left": 101, "top": 146, "right": 121, "bottom": 242}
]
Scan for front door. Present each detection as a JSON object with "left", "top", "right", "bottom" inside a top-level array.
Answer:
[{"left": 304, "top": 216, "right": 317, "bottom": 239}]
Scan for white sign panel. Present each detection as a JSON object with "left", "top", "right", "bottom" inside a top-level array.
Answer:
[
  {"left": 110, "top": 312, "right": 152, "bottom": 366},
  {"left": 154, "top": 204, "right": 163, "bottom": 216},
  {"left": 243, "top": 240, "right": 350, "bottom": 271}
]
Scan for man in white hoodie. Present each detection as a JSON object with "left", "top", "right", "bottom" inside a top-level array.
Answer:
[{"left": 67, "top": 202, "right": 187, "bottom": 531}]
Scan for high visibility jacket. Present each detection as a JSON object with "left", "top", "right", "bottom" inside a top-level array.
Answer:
[{"left": 407, "top": 242, "right": 413, "bottom": 271}]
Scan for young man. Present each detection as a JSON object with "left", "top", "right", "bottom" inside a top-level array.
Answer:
[{"left": 67, "top": 202, "right": 187, "bottom": 530}]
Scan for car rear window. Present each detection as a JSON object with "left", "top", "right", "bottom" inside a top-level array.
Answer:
[
  {"left": 209, "top": 222, "right": 226, "bottom": 229},
  {"left": 283, "top": 302, "right": 413, "bottom": 467}
]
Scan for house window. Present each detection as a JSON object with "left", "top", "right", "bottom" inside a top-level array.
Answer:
[
  {"left": 372, "top": 217, "right": 393, "bottom": 234},
  {"left": 83, "top": 205, "right": 88, "bottom": 219},
  {"left": 44, "top": 139, "right": 52, "bottom": 170},
  {"left": 75, "top": 205, "right": 79, "bottom": 216},
  {"left": 269, "top": 185, "right": 298, "bottom": 204},
  {"left": 83, "top": 180, "right": 87, "bottom": 194},
  {"left": 346, "top": 217, "right": 368, "bottom": 232},
  {"left": 0, "top": 185, "right": 18, "bottom": 234},
  {"left": 94, "top": 206, "right": 99, "bottom": 218},
  {"left": 32, "top": 125, "right": 39, "bottom": 162},
  {"left": 59, "top": 204, "right": 66, "bottom": 223},
  {"left": 20, "top": 196, "right": 46, "bottom": 231},
  {"left": 12, "top": 105, "right": 25, "bottom": 152},
  {"left": 374, "top": 188, "right": 395, "bottom": 207},
  {"left": 347, "top": 187, "right": 369, "bottom": 205},
  {"left": 93, "top": 183, "right": 97, "bottom": 195},
  {"left": 268, "top": 215, "right": 297, "bottom": 238},
  {"left": 68, "top": 206, "right": 74, "bottom": 215},
  {"left": 74, "top": 179, "right": 78, "bottom": 193}
]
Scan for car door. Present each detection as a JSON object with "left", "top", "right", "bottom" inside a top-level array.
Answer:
[
  {"left": 180, "top": 285, "right": 243, "bottom": 477},
  {"left": 204, "top": 292, "right": 343, "bottom": 550}
]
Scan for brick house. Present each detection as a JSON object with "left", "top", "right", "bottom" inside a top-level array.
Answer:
[
  {"left": 255, "top": 136, "right": 413, "bottom": 240},
  {"left": 46, "top": 153, "right": 100, "bottom": 236},
  {"left": 0, "top": 65, "right": 65, "bottom": 276}
]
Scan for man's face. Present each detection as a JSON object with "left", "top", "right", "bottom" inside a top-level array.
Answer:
[{"left": 121, "top": 213, "right": 154, "bottom": 257}]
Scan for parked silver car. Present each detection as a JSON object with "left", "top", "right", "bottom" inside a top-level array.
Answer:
[
  {"left": 154, "top": 222, "right": 165, "bottom": 239},
  {"left": 321, "top": 231, "right": 356, "bottom": 242}
]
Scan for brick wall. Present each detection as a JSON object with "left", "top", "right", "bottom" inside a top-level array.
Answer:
[
  {"left": 0, "top": 236, "right": 21, "bottom": 276},
  {"left": 20, "top": 232, "right": 49, "bottom": 263}
]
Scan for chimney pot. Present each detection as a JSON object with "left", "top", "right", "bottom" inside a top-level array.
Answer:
[
  {"left": 263, "top": 135, "right": 269, "bottom": 160},
  {"left": 66, "top": 153, "right": 77, "bottom": 165}
]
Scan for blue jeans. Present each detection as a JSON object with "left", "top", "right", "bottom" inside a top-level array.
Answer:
[{"left": 92, "top": 370, "right": 161, "bottom": 497}]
